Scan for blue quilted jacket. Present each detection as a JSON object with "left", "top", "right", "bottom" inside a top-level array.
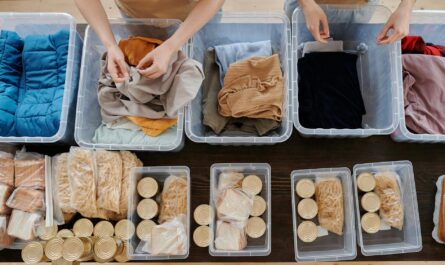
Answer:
[{"left": 0, "top": 31, "right": 23, "bottom": 136}]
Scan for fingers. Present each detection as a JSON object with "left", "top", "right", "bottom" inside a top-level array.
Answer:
[
  {"left": 138, "top": 63, "right": 166, "bottom": 79},
  {"left": 308, "top": 24, "right": 327, "bottom": 43},
  {"left": 116, "top": 58, "right": 129, "bottom": 79},
  {"left": 377, "top": 22, "right": 392, "bottom": 44},
  {"left": 108, "top": 62, "right": 125, "bottom": 83},
  {"left": 320, "top": 15, "right": 330, "bottom": 39},
  {"left": 136, "top": 54, "right": 153, "bottom": 69},
  {"left": 378, "top": 27, "right": 407, "bottom": 45}
]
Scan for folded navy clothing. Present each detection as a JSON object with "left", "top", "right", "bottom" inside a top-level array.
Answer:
[{"left": 297, "top": 52, "right": 365, "bottom": 129}]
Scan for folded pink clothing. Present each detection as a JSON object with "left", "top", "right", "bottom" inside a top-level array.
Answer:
[{"left": 403, "top": 54, "right": 445, "bottom": 134}]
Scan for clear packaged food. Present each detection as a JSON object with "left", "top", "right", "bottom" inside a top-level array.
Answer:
[
  {"left": 158, "top": 175, "right": 188, "bottom": 224},
  {"left": 6, "top": 187, "right": 45, "bottom": 213},
  {"left": 14, "top": 151, "right": 45, "bottom": 190},
  {"left": 0, "top": 151, "right": 14, "bottom": 186},
  {"left": 7, "top": 209, "right": 42, "bottom": 241},
  {"left": 95, "top": 150, "right": 122, "bottom": 213}
]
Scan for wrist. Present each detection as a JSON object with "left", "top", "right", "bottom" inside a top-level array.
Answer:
[
  {"left": 163, "top": 38, "right": 182, "bottom": 53},
  {"left": 299, "top": 0, "right": 315, "bottom": 8},
  {"left": 400, "top": 0, "right": 416, "bottom": 9}
]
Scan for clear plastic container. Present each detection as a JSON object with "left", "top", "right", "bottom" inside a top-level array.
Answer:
[
  {"left": 75, "top": 19, "right": 187, "bottom": 151},
  {"left": 185, "top": 12, "right": 292, "bottom": 145},
  {"left": 352, "top": 161, "right": 422, "bottom": 256},
  {"left": 127, "top": 166, "right": 191, "bottom": 260},
  {"left": 292, "top": 5, "right": 400, "bottom": 137},
  {"left": 209, "top": 163, "right": 271, "bottom": 256},
  {"left": 291, "top": 167, "right": 356, "bottom": 262},
  {"left": 391, "top": 10, "right": 445, "bottom": 143},
  {"left": 0, "top": 12, "right": 82, "bottom": 144}
]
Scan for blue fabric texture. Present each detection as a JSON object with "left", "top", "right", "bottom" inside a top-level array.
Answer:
[
  {"left": 214, "top": 40, "right": 272, "bottom": 86},
  {"left": 0, "top": 31, "right": 24, "bottom": 136},
  {"left": 93, "top": 124, "right": 179, "bottom": 145},
  {"left": 15, "top": 30, "right": 69, "bottom": 137}
]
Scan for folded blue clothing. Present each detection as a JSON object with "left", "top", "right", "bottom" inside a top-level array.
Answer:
[
  {"left": 0, "top": 31, "right": 23, "bottom": 136},
  {"left": 214, "top": 40, "right": 272, "bottom": 86},
  {"left": 15, "top": 29, "right": 69, "bottom": 137}
]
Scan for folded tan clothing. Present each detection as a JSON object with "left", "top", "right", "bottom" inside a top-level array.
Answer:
[{"left": 6, "top": 188, "right": 45, "bottom": 213}]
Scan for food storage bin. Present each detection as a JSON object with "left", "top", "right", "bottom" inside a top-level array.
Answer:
[
  {"left": 0, "top": 12, "right": 82, "bottom": 144},
  {"left": 391, "top": 10, "right": 445, "bottom": 143},
  {"left": 292, "top": 5, "right": 400, "bottom": 137},
  {"left": 185, "top": 12, "right": 292, "bottom": 145},
  {"left": 209, "top": 163, "right": 271, "bottom": 256},
  {"left": 127, "top": 166, "right": 190, "bottom": 260},
  {"left": 291, "top": 167, "right": 356, "bottom": 262},
  {"left": 75, "top": 19, "right": 187, "bottom": 151},
  {"left": 352, "top": 161, "right": 422, "bottom": 256}
]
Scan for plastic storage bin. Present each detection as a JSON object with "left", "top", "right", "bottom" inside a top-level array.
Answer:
[
  {"left": 185, "top": 12, "right": 292, "bottom": 145},
  {"left": 127, "top": 166, "right": 191, "bottom": 260},
  {"left": 292, "top": 5, "right": 400, "bottom": 137},
  {"left": 75, "top": 19, "right": 186, "bottom": 151},
  {"left": 352, "top": 161, "right": 422, "bottom": 256},
  {"left": 291, "top": 167, "right": 356, "bottom": 262},
  {"left": 391, "top": 10, "right": 445, "bottom": 143},
  {"left": 0, "top": 12, "right": 82, "bottom": 144},
  {"left": 209, "top": 163, "right": 271, "bottom": 256}
]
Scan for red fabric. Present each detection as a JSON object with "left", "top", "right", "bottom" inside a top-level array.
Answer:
[{"left": 402, "top": 36, "right": 445, "bottom": 57}]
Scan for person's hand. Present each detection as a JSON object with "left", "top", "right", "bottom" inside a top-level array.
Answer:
[
  {"left": 107, "top": 45, "right": 128, "bottom": 83},
  {"left": 136, "top": 43, "right": 176, "bottom": 79},
  {"left": 377, "top": 0, "right": 414, "bottom": 45},
  {"left": 300, "top": 0, "right": 330, "bottom": 43}
]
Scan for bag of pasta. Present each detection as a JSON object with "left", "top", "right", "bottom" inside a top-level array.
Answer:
[
  {"left": 158, "top": 175, "right": 188, "bottom": 224},
  {"left": 315, "top": 177, "right": 344, "bottom": 236},
  {"left": 374, "top": 171, "right": 404, "bottom": 230}
]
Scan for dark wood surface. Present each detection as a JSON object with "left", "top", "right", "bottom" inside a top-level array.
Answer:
[{"left": 1, "top": 132, "right": 444, "bottom": 262}]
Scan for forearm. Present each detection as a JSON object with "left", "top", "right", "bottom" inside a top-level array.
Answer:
[
  {"left": 400, "top": 0, "right": 416, "bottom": 8},
  {"left": 163, "top": 0, "right": 225, "bottom": 51},
  {"left": 74, "top": 0, "right": 116, "bottom": 49}
]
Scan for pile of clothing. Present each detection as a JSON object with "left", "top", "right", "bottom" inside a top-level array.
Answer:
[
  {"left": 297, "top": 40, "right": 366, "bottom": 129},
  {"left": 201, "top": 40, "right": 284, "bottom": 136},
  {"left": 0, "top": 30, "right": 69, "bottom": 137},
  {"left": 93, "top": 36, "right": 204, "bottom": 145},
  {"left": 401, "top": 36, "right": 445, "bottom": 134}
]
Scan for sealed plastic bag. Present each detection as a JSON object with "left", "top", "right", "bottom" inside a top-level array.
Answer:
[
  {"left": 217, "top": 171, "right": 244, "bottom": 191},
  {"left": 149, "top": 214, "right": 187, "bottom": 256},
  {"left": 158, "top": 175, "right": 188, "bottom": 224},
  {"left": 215, "top": 220, "right": 247, "bottom": 251},
  {"left": 215, "top": 188, "right": 253, "bottom": 222},
  {"left": 315, "top": 177, "right": 344, "bottom": 235},
  {"left": 6, "top": 187, "right": 45, "bottom": 213},
  {"left": 0, "top": 151, "right": 14, "bottom": 187},
  {"left": 433, "top": 175, "right": 445, "bottom": 244},
  {"left": 374, "top": 171, "right": 404, "bottom": 230},
  {"left": 7, "top": 209, "right": 42, "bottom": 241},
  {"left": 95, "top": 150, "right": 122, "bottom": 213},
  {"left": 53, "top": 153, "right": 75, "bottom": 214},
  {"left": 0, "top": 184, "right": 12, "bottom": 215},
  {"left": 0, "top": 216, "right": 14, "bottom": 247},
  {"left": 14, "top": 151, "right": 45, "bottom": 190}
]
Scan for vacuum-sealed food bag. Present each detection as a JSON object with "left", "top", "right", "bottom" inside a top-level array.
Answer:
[
  {"left": 95, "top": 150, "right": 122, "bottom": 213},
  {"left": 214, "top": 220, "right": 247, "bottom": 251},
  {"left": 0, "top": 151, "right": 14, "bottom": 186},
  {"left": 0, "top": 184, "right": 12, "bottom": 215},
  {"left": 374, "top": 171, "right": 404, "bottom": 230},
  {"left": 433, "top": 175, "right": 445, "bottom": 244},
  {"left": 14, "top": 151, "right": 45, "bottom": 190},
  {"left": 158, "top": 175, "right": 188, "bottom": 224},
  {"left": 7, "top": 209, "right": 42, "bottom": 241},
  {"left": 215, "top": 188, "right": 253, "bottom": 222},
  {"left": 315, "top": 177, "right": 344, "bottom": 235},
  {"left": 0, "top": 216, "right": 14, "bottom": 247},
  {"left": 6, "top": 187, "right": 45, "bottom": 213}
]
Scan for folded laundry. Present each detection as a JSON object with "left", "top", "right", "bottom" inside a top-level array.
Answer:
[
  {"left": 202, "top": 49, "right": 279, "bottom": 136},
  {"left": 98, "top": 50, "right": 203, "bottom": 121},
  {"left": 302, "top": 40, "right": 343, "bottom": 56},
  {"left": 403, "top": 54, "right": 445, "bottom": 134},
  {"left": 218, "top": 54, "right": 284, "bottom": 122},
  {"left": 402, "top": 36, "right": 445, "bottom": 57},
  {"left": 118, "top": 36, "right": 163, "bottom": 66},
  {"left": 298, "top": 52, "right": 365, "bottom": 129},
  {"left": 127, "top": 116, "right": 177, "bottom": 137},
  {"left": 214, "top": 40, "right": 272, "bottom": 86}
]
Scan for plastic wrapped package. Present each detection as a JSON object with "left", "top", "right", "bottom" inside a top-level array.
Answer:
[
  {"left": 0, "top": 216, "right": 14, "bottom": 247},
  {"left": 374, "top": 172, "right": 404, "bottom": 230},
  {"left": 315, "top": 177, "right": 344, "bottom": 235},
  {"left": 433, "top": 176, "right": 445, "bottom": 244},
  {"left": 14, "top": 151, "right": 45, "bottom": 190},
  {"left": 216, "top": 188, "right": 253, "bottom": 222},
  {"left": 68, "top": 147, "right": 97, "bottom": 218},
  {"left": 6, "top": 187, "right": 45, "bottom": 213},
  {"left": 53, "top": 153, "right": 76, "bottom": 214},
  {"left": 0, "top": 151, "right": 14, "bottom": 186},
  {"left": 95, "top": 150, "right": 122, "bottom": 213},
  {"left": 215, "top": 220, "right": 247, "bottom": 251},
  {"left": 149, "top": 215, "right": 188, "bottom": 256},
  {"left": 217, "top": 172, "right": 244, "bottom": 191},
  {"left": 7, "top": 209, "right": 42, "bottom": 241},
  {"left": 158, "top": 175, "right": 188, "bottom": 224},
  {"left": 0, "top": 184, "right": 12, "bottom": 215}
]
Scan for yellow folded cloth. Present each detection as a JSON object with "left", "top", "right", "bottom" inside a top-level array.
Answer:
[
  {"left": 127, "top": 116, "right": 177, "bottom": 137},
  {"left": 118, "top": 36, "right": 163, "bottom": 66}
]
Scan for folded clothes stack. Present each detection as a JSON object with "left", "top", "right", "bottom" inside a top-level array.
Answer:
[
  {"left": 202, "top": 40, "right": 284, "bottom": 136},
  {"left": 402, "top": 36, "right": 445, "bottom": 135},
  {"left": 93, "top": 36, "right": 204, "bottom": 145},
  {"left": 0, "top": 30, "right": 69, "bottom": 137}
]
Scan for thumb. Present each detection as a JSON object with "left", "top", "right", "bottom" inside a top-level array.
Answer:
[
  {"left": 117, "top": 58, "right": 129, "bottom": 79},
  {"left": 377, "top": 22, "right": 392, "bottom": 41},
  {"left": 136, "top": 53, "right": 153, "bottom": 69}
]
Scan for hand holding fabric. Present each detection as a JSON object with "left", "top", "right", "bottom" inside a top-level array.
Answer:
[
  {"left": 107, "top": 45, "right": 129, "bottom": 83},
  {"left": 137, "top": 43, "right": 175, "bottom": 79},
  {"left": 299, "top": 0, "right": 330, "bottom": 43},
  {"left": 377, "top": 0, "right": 414, "bottom": 45}
]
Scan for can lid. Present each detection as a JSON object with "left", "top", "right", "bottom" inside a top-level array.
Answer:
[
  {"left": 94, "top": 221, "right": 114, "bottom": 237},
  {"left": 295, "top": 178, "right": 315, "bottom": 198},
  {"left": 297, "top": 221, "right": 317, "bottom": 243},
  {"left": 137, "top": 198, "right": 158, "bottom": 220},
  {"left": 251, "top": 196, "right": 267, "bottom": 217},
  {"left": 297, "top": 198, "right": 318, "bottom": 220},
  {"left": 73, "top": 218, "right": 94, "bottom": 237},
  {"left": 57, "top": 229, "right": 74, "bottom": 238},
  {"left": 115, "top": 219, "right": 135, "bottom": 240},
  {"left": 193, "top": 204, "right": 214, "bottom": 226},
  {"left": 62, "top": 237, "right": 84, "bottom": 261},
  {"left": 136, "top": 219, "right": 156, "bottom": 241},
  {"left": 357, "top": 172, "right": 376, "bottom": 192},
  {"left": 22, "top": 242, "right": 44, "bottom": 264},
  {"left": 114, "top": 242, "right": 131, "bottom": 263},
  {"left": 242, "top": 174, "right": 263, "bottom": 195},
  {"left": 52, "top": 258, "right": 74, "bottom": 265},
  {"left": 94, "top": 236, "right": 117, "bottom": 260},
  {"left": 361, "top": 212, "right": 381, "bottom": 234},
  {"left": 361, "top": 192, "right": 381, "bottom": 212},
  {"left": 45, "top": 237, "right": 64, "bottom": 261},
  {"left": 137, "top": 177, "right": 159, "bottom": 198},
  {"left": 193, "top": 225, "right": 211, "bottom": 247},
  {"left": 36, "top": 224, "right": 58, "bottom": 240},
  {"left": 246, "top": 217, "right": 266, "bottom": 239}
]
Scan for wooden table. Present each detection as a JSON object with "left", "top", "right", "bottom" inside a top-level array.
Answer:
[{"left": 1, "top": 133, "right": 444, "bottom": 262}]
